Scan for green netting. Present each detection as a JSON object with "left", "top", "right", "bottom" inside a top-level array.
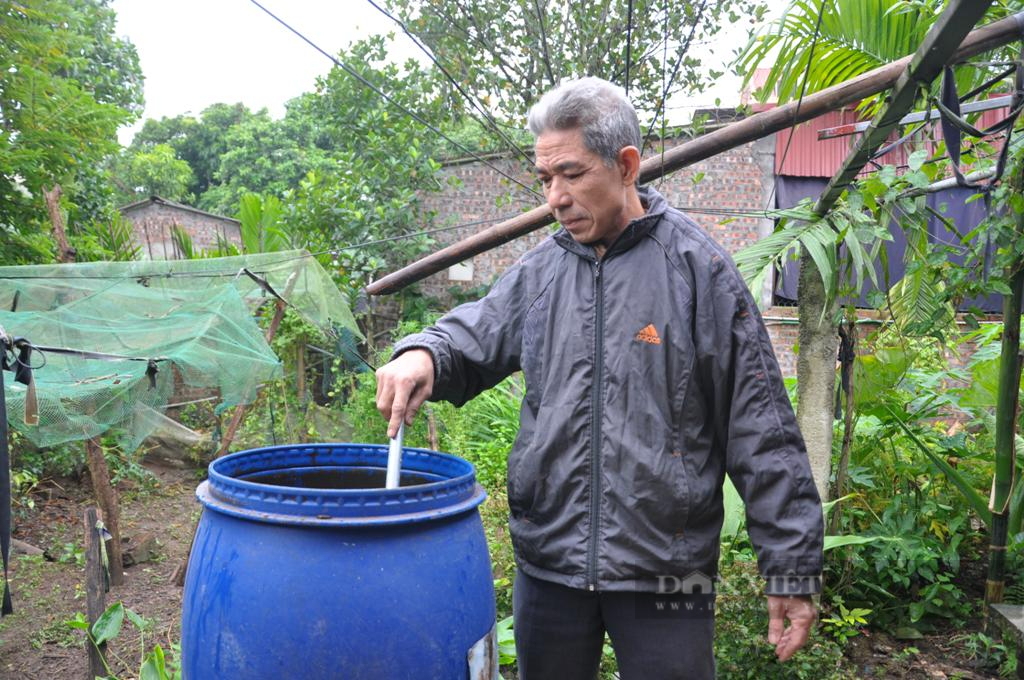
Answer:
[{"left": 0, "top": 250, "right": 360, "bottom": 451}]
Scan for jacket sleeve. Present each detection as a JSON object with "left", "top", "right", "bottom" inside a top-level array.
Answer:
[
  {"left": 392, "top": 262, "right": 527, "bottom": 407},
  {"left": 698, "top": 253, "right": 824, "bottom": 596}
]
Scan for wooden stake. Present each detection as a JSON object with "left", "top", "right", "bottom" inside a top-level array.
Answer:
[
  {"left": 83, "top": 507, "right": 108, "bottom": 679},
  {"left": 85, "top": 439, "right": 123, "bottom": 586},
  {"left": 296, "top": 341, "right": 307, "bottom": 406},
  {"left": 214, "top": 295, "right": 290, "bottom": 459},
  {"left": 427, "top": 407, "right": 439, "bottom": 451}
]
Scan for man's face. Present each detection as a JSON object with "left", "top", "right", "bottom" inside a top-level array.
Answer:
[{"left": 534, "top": 128, "right": 631, "bottom": 249}]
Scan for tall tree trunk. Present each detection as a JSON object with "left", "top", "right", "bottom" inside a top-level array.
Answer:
[{"left": 795, "top": 251, "right": 839, "bottom": 503}]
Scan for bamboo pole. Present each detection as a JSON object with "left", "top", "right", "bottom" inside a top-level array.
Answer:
[
  {"left": 365, "top": 12, "right": 1024, "bottom": 296},
  {"left": 985, "top": 209, "right": 1024, "bottom": 624}
]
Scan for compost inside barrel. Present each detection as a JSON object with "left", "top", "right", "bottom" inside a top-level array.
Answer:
[{"left": 239, "top": 466, "right": 439, "bottom": 489}]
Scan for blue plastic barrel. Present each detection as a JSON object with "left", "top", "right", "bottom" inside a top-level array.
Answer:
[{"left": 180, "top": 443, "right": 497, "bottom": 679}]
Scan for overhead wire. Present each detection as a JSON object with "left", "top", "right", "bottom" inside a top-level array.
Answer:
[
  {"left": 657, "top": 0, "right": 669, "bottom": 187},
  {"left": 531, "top": 0, "right": 557, "bottom": 89},
  {"left": 363, "top": 0, "right": 536, "bottom": 169},
  {"left": 246, "top": 0, "right": 542, "bottom": 201},
  {"left": 624, "top": 0, "right": 635, "bottom": 96}
]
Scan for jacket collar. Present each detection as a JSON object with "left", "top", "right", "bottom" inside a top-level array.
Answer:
[{"left": 552, "top": 185, "right": 668, "bottom": 261}]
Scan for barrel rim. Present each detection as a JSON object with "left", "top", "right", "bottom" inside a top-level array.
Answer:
[{"left": 199, "top": 443, "right": 487, "bottom": 526}]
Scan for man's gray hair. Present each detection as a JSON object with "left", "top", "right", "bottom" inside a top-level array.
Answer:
[{"left": 527, "top": 77, "right": 642, "bottom": 166}]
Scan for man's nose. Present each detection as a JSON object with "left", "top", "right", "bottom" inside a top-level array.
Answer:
[{"left": 546, "top": 177, "right": 572, "bottom": 209}]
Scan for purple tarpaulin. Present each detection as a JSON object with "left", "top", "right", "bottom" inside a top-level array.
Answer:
[{"left": 773, "top": 175, "right": 1000, "bottom": 313}]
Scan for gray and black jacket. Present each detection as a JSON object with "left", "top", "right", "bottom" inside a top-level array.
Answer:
[{"left": 394, "top": 186, "right": 824, "bottom": 595}]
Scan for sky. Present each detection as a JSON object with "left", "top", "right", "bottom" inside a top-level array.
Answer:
[
  {"left": 111, "top": 0, "right": 415, "bottom": 143},
  {"left": 111, "top": 0, "right": 774, "bottom": 146}
]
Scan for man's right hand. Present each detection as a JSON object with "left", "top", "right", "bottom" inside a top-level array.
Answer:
[{"left": 375, "top": 349, "right": 435, "bottom": 438}]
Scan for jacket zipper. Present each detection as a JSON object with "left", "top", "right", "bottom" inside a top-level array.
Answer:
[{"left": 588, "top": 259, "right": 604, "bottom": 591}]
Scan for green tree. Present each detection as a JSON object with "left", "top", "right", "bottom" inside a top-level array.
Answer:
[
  {"left": 131, "top": 103, "right": 255, "bottom": 198},
  {"left": 733, "top": 0, "right": 1018, "bottom": 502},
  {"left": 738, "top": 0, "right": 1023, "bottom": 115},
  {"left": 0, "top": 0, "right": 143, "bottom": 263},
  {"left": 199, "top": 108, "right": 332, "bottom": 215},
  {"left": 387, "top": 0, "right": 769, "bottom": 126},
  {"left": 278, "top": 35, "right": 451, "bottom": 332},
  {"left": 111, "top": 143, "right": 195, "bottom": 204}
]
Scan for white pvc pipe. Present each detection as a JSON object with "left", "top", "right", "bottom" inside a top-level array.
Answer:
[{"left": 386, "top": 422, "right": 404, "bottom": 489}]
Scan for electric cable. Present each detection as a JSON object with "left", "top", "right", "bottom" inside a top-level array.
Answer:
[
  {"left": 363, "top": 0, "right": 535, "bottom": 169},
  {"left": 247, "top": 0, "right": 542, "bottom": 201},
  {"left": 641, "top": 0, "right": 709, "bottom": 154},
  {"left": 625, "top": 0, "right": 635, "bottom": 95}
]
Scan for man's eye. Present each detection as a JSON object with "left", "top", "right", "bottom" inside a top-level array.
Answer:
[
  {"left": 539, "top": 177, "right": 552, "bottom": 186},
  {"left": 566, "top": 173, "right": 582, "bottom": 181}
]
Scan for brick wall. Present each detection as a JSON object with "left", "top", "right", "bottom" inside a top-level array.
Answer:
[
  {"left": 418, "top": 136, "right": 777, "bottom": 301},
  {"left": 121, "top": 201, "right": 242, "bottom": 259}
]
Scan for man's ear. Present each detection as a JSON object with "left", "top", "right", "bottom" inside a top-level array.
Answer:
[{"left": 617, "top": 146, "right": 641, "bottom": 185}]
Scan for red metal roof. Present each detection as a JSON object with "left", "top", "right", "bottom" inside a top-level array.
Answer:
[{"left": 751, "top": 100, "right": 1011, "bottom": 178}]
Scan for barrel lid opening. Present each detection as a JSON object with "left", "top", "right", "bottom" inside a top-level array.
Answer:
[{"left": 199, "top": 443, "right": 486, "bottom": 527}]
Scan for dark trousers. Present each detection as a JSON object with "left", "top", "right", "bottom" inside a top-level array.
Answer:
[{"left": 512, "top": 568, "right": 716, "bottom": 680}]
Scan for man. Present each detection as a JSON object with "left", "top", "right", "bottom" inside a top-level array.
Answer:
[{"left": 376, "top": 77, "right": 823, "bottom": 679}]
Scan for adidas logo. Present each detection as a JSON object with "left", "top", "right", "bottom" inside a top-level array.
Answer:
[{"left": 635, "top": 324, "right": 661, "bottom": 345}]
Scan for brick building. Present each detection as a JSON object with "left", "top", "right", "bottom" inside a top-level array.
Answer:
[{"left": 118, "top": 196, "right": 242, "bottom": 259}]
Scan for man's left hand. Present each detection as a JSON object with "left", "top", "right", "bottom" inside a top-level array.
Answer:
[{"left": 766, "top": 595, "right": 816, "bottom": 662}]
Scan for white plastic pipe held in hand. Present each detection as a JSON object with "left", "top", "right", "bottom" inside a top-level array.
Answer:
[{"left": 386, "top": 422, "right": 404, "bottom": 489}]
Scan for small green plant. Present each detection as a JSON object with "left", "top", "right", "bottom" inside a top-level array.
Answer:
[
  {"left": 56, "top": 540, "right": 85, "bottom": 567},
  {"left": 496, "top": 615, "right": 515, "bottom": 666},
  {"left": 12, "top": 468, "right": 39, "bottom": 512},
  {"left": 66, "top": 602, "right": 181, "bottom": 680},
  {"left": 716, "top": 561, "right": 853, "bottom": 679},
  {"left": 821, "top": 598, "right": 871, "bottom": 643},
  {"left": 30, "top": 617, "right": 81, "bottom": 649},
  {"left": 954, "top": 631, "right": 1011, "bottom": 672}
]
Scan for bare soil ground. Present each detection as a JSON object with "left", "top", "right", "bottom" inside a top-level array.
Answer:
[{"left": 0, "top": 462, "right": 200, "bottom": 679}]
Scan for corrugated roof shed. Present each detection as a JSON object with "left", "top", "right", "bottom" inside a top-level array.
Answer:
[{"left": 754, "top": 103, "right": 1011, "bottom": 177}]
